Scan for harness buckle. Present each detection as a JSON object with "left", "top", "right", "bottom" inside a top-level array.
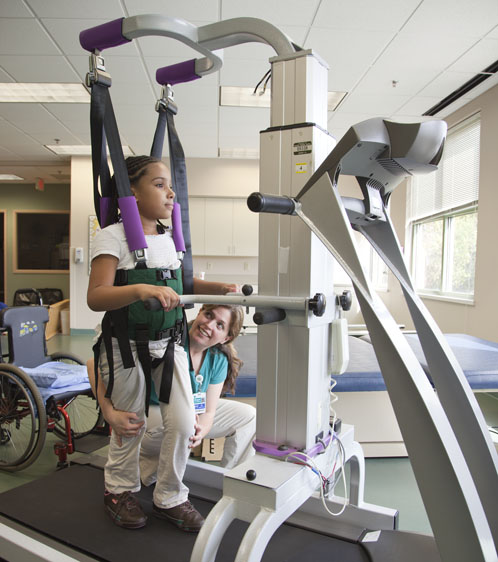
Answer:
[
  {"left": 155, "top": 85, "right": 178, "bottom": 115},
  {"left": 156, "top": 269, "right": 176, "bottom": 281},
  {"left": 86, "top": 52, "right": 112, "bottom": 88},
  {"left": 134, "top": 248, "right": 148, "bottom": 269}
]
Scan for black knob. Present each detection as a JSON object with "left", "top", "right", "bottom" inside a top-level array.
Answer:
[
  {"left": 339, "top": 290, "right": 352, "bottom": 311},
  {"left": 242, "top": 284, "right": 253, "bottom": 296},
  {"left": 308, "top": 293, "right": 326, "bottom": 317},
  {"left": 246, "top": 469, "right": 257, "bottom": 481},
  {"left": 253, "top": 308, "right": 286, "bottom": 325}
]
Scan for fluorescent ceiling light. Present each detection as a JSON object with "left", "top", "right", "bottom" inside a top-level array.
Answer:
[
  {"left": 220, "top": 86, "right": 271, "bottom": 108},
  {"left": 0, "top": 83, "right": 89, "bottom": 103},
  {"left": 220, "top": 87, "right": 347, "bottom": 111},
  {"left": 328, "top": 91, "right": 347, "bottom": 111},
  {"left": 218, "top": 148, "right": 260, "bottom": 159},
  {"left": 45, "top": 145, "right": 135, "bottom": 156},
  {"left": 0, "top": 174, "right": 24, "bottom": 180}
]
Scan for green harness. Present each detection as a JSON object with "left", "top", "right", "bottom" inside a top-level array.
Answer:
[{"left": 93, "top": 265, "right": 185, "bottom": 415}]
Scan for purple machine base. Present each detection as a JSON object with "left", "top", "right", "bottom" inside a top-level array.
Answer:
[
  {"left": 118, "top": 196, "right": 147, "bottom": 252},
  {"left": 253, "top": 430, "right": 333, "bottom": 459}
]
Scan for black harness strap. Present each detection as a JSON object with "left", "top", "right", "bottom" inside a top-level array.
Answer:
[
  {"left": 135, "top": 324, "right": 153, "bottom": 416},
  {"left": 150, "top": 110, "right": 167, "bottom": 161},
  {"left": 165, "top": 109, "right": 194, "bottom": 298},
  {"left": 89, "top": 82, "right": 111, "bottom": 226}
]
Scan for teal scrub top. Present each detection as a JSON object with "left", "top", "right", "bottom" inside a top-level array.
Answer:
[{"left": 150, "top": 341, "right": 228, "bottom": 406}]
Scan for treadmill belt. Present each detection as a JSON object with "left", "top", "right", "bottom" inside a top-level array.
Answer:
[{"left": 0, "top": 464, "right": 370, "bottom": 562}]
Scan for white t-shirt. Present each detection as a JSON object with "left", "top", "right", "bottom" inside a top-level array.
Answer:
[
  {"left": 91, "top": 222, "right": 181, "bottom": 271},
  {"left": 91, "top": 221, "right": 182, "bottom": 355}
]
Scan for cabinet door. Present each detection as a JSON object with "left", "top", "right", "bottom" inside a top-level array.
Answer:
[
  {"left": 204, "top": 199, "right": 234, "bottom": 255},
  {"left": 189, "top": 198, "right": 206, "bottom": 255},
  {"left": 232, "top": 199, "right": 259, "bottom": 256}
]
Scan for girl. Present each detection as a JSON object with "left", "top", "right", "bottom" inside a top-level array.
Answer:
[{"left": 87, "top": 155, "right": 239, "bottom": 532}]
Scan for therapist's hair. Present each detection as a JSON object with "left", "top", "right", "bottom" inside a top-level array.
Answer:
[{"left": 199, "top": 304, "right": 244, "bottom": 395}]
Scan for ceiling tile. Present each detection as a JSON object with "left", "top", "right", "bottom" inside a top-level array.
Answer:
[
  {"left": 394, "top": 96, "right": 445, "bottom": 116},
  {"left": 25, "top": 0, "right": 125, "bottom": 19},
  {"left": 339, "top": 92, "right": 410, "bottom": 115},
  {"left": 353, "top": 64, "right": 441, "bottom": 98},
  {"left": 123, "top": 0, "right": 219, "bottom": 22},
  {"left": 402, "top": 0, "right": 498, "bottom": 38},
  {"left": 221, "top": 0, "right": 319, "bottom": 27},
  {"left": 0, "top": 18, "right": 60, "bottom": 56},
  {"left": 450, "top": 38, "right": 498, "bottom": 73},
  {"left": 0, "top": 55, "right": 81, "bottom": 82},
  {"left": 43, "top": 18, "right": 139, "bottom": 57},
  {"left": 418, "top": 71, "right": 477, "bottom": 98},
  {"left": 0, "top": 66, "right": 14, "bottom": 81},
  {"left": 372, "top": 30, "right": 479, "bottom": 74},
  {"left": 306, "top": 27, "right": 395, "bottom": 91},
  {"left": 1, "top": 2, "right": 34, "bottom": 17},
  {"left": 219, "top": 58, "right": 272, "bottom": 88},
  {"left": 314, "top": 0, "right": 421, "bottom": 31}
]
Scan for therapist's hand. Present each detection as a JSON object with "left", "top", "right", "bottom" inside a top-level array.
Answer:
[{"left": 189, "top": 414, "right": 214, "bottom": 449}]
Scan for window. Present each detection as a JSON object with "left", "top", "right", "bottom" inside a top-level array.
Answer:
[{"left": 407, "top": 114, "right": 480, "bottom": 300}]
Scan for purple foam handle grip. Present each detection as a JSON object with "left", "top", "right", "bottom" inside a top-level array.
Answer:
[
  {"left": 99, "top": 197, "right": 111, "bottom": 227},
  {"left": 156, "top": 59, "right": 201, "bottom": 86},
  {"left": 171, "top": 202, "right": 186, "bottom": 252},
  {"left": 79, "top": 18, "right": 131, "bottom": 52},
  {"left": 118, "top": 196, "right": 147, "bottom": 252}
]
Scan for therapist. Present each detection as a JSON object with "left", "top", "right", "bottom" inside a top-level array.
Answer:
[{"left": 87, "top": 303, "right": 256, "bottom": 477}]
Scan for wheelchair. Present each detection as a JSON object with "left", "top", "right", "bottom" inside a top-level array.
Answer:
[{"left": 0, "top": 306, "right": 103, "bottom": 471}]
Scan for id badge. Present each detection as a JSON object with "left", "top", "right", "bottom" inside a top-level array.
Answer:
[{"left": 193, "top": 392, "right": 206, "bottom": 414}]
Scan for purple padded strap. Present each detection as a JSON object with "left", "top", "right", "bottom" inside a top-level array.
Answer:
[
  {"left": 156, "top": 59, "right": 200, "bottom": 86},
  {"left": 118, "top": 196, "right": 147, "bottom": 252},
  {"left": 79, "top": 18, "right": 131, "bottom": 52},
  {"left": 100, "top": 197, "right": 111, "bottom": 228},
  {"left": 171, "top": 202, "right": 186, "bottom": 252}
]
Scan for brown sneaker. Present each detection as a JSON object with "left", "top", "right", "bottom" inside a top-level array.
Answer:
[
  {"left": 104, "top": 490, "right": 147, "bottom": 529},
  {"left": 153, "top": 500, "right": 204, "bottom": 532}
]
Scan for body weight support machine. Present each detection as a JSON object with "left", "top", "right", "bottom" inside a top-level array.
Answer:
[{"left": 81, "top": 14, "right": 394, "bottom": 561}]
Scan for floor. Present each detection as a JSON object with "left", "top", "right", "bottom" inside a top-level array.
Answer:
[{"left": 2, "top": 332, "right": 497, "bottom": 541}]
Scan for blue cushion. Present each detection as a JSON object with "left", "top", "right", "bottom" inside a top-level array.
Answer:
[{"left": 21, "top": 361, "right": 89, "bottom": 388}]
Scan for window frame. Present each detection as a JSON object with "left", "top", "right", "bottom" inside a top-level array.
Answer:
[{"left": 410, "top": 204, "right": 478, "bottom": 303}]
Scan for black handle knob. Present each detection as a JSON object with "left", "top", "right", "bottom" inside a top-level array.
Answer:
[
  {"left": 247, "top": 192, "right": 296, "bottom": 215},
  {"left": 308, "top": 293, "right": 326, "bottom": 317},
  {"left": 253, "top": 308, "right": 286, "bottom": 325},
  {"left": 242, "top": 284, "right": 253, "bottom": 296},
  {"left": 338, "top": 290, "right": 352, "bottom": 311},
  {"left": 246, "top": 469, "right": 257, "bottom": 481}
]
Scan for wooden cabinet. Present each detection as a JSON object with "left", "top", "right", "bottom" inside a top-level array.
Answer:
[{"left": 189, "top": 197, "right": 258, "bottom": 256}]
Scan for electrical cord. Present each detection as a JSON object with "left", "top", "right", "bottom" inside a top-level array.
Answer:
[
  {"left": 253, "top": 69, "right": 271, "bottom": 95},
  {"left": 285, "top": 436, "right": 349, "bottom": 517}
]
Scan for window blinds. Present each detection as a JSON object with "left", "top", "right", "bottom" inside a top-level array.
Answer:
[{"left": 407, "top": 114, "right": 480, "bottom": 222}]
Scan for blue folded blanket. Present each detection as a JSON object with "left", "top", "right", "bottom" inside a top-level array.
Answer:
[{"left": 21, "top": 361, "right": 89, "bottom": 388}]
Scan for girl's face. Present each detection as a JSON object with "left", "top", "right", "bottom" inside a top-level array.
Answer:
[
  {"left": 133, "top": 162, "right": 174, "bottom": 222},
  {"left": 190, "top": 307, "right": 232, "bottom": 351}
]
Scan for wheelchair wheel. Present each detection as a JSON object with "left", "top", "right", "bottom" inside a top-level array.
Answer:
[
  {"left": 0, "top": 364, "right": 47, "bottom": 472},
  {"left": 51, "top": 352, "right": 103, "bottom": 439}
]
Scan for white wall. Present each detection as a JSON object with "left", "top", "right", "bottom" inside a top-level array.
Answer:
[{"left": 69, "top": 157, "right": 260, "bottom": 330}]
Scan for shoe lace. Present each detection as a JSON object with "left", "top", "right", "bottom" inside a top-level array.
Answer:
[{"left": 118, "top": 491, "right": 139, "bottom": 511}]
